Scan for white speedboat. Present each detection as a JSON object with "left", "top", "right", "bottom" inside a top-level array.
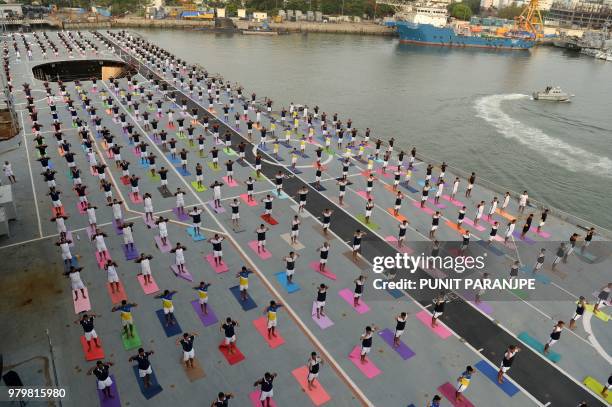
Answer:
[{"left": 533, "top": 86, "right": 572, "bottom": 102}]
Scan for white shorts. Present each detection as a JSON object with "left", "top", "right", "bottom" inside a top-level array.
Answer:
[
  {"left": 258, "top": 240, "right": 266, "bottom": 246},
  {"left": 227, "top": 170, "right": 233, "bottom": 176},
  {"left": 534, "top": 262, "right": 543, "bottom": 270},
  {"left": 121, "top": 317, "right": 133, "bottom": 327},
  {"left": 320, "top": 258, "right": 327, "bottom": 264},
  {"left": 198, "top": 297, "right": 208, "bottom": 304},
  {"left": 291, "top": 230, "right": 299, "bottom": 238},
  {"left": 214, "top": 250, "right": 223, "bottom": 257},
  {"left": 353, "top": 244, "right": 360, "bottom": 251},
  {"left": 240, "top": 284, "right": 249, "bottom": 291},
  {"left": 286, "top": 269, "right": 294, "bottom": 277},
  {"left": 339, "top": 191, "right": 345, "bottom": 197},
  {"left": 139, "top": 366, "right": 152, "bottom": 377},
  {"left": 394, "top": 329, "right": 403, "bottom": 338},
  {"left": 308, "top": 372, "right": 318, "bottom": 381},
  {"left": 316, "top": 301, "right": 326, "bottom": 308},
  {"left": 84, "top": 329, "right": 98, "bottom": 341},
  {"left": 433, "top": 311, "right": 443, "bottom": 318},
  {"left": 232, "top": 213, "right": 240, "bottom": 220},
  {"left": 457, "top": 383, "right": 468, "bottom": 393},
  {"left": 72, "top": 280, "right": 85, "bottom": 291},
  {"left": 196, "top": 175, "right": 203, "bottom": 182},
  {"left": 163, "top": 306, "right": 174, "bottom": 314},
  {"left": 107, "top": 273, "right": 119, "bottom": 283},
  {"left": 499, "top": 363, "right": 511, "bottom": 373},
  {"left": 360, "top": 346, "right": 371, "bottom": 355},
  {"left": 183, "top": 349, "right": 195, "bottom": 361},
  {"left": 267, "top": 319, "right": 277, "bottom": 328},
  {"left": 431, "top": 225, "right": 439, "bottom": 231},
  {"left": 365, "top": 210, "right": 372, "bottom": 217},
  {"left": 97, "top": 376, "right": 113, "bottom": 390},
  {"left": 52, "top": 200, "right": 62, "bottom": 208},
  {"left": 546, "top": 338, "right": 558, "bottom": 347},
  {"left": 224, "top": 335, "right": 236, "bottom": 345},
  {"left": 259, "top": 390, "right": 273, "bottom": 401}
]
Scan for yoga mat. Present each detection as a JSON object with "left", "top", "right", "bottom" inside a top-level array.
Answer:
[
  {"left": 400, "top": 182, "right": 419, "bottom": 193},
  {"left": 272, "top": 190, "right": 289, "bottom": 199},
  {"left": 121, "top": 326, "right": 142, "bottom": 350},
  {"left": 154, "top": 236, "right": 172, "bottom": 253},
  {"left": 510, "top": 289, "right": 529, "bottom": 300},
  {"left": 187, "top": 227, "right": 206, "bottom": 242},
  {"left": 172, "top": 209, "right": 189, "bottom": 221},
  {"left": 130, "top": 193, "right": 143, "bottom": 204},
  {"left": 280, "top": 233, "right": 305, "bottom": 250},
  {"left": 157, "top": 186, "right": 173, "bottom": 198},
  {"left": 513, "top": 231, "right": 536, "bottom": 245},
  {"left": 496, "top": 208, "right": 516, "bottom": 221},
  {"left": 427, "top": 198, "right": 447, "bottom": 209},
  {"left": 355, "top": 215, "right": 379, "bottom": 230},
  {"left": 155, "top": 309, "right": 182, "bottom": 337},
  {"left": 120, "top": 175, "right": 130, "bottom": 185},
  {"left": 218, "top": 343, "right": 245, "bottom": 365},
  {"left": 80, "top": 336, "right": 105, "bottom": 361},
  {"left": 275, "top": 272, "right": 300, "bottom": 293},
  {"left": 123, "top": 244, "right": 139, "bottom": 261},
  {"left": 73, "top": 289, "right": 92, "bottom": 314},
  {"left": 386, "top": 208, "right": 408, "bottom": 222},
  {"left": 384, "top": 236, "right": 414, "bottom": 254},
  {"left": 170, "top": 265, "right": 193, "bottom": 282},
  {"left": 356, "top": 190, "right": 369, "bottom": 200},
  {"left": 137, "top": 275, "right": 159, "bottom": 295},
  {"left": 248, "top": 240, "right": 272, "bottom": 260},
  {"left": 190, "top": 300, "right": 218, "bottom": 327},
  {"left": 207, "top": 162, "right": 220, "bottom": 171},
  {"left": 176, "top": 167, "right": 191, "bottom": 176},
  {"left": 446, "top": 221, "right": 467, "bottom": 235},
  {"left": 205, "top": 254, "right": 229, "bottom": 273},
  {"left": 519, "top": 266, "right": 550, "bottom": 284},
  {"left": 309, "top": 261, "right": 337, "bottom": 280},
  {"left": 378, "top": 328, "right": 416, "bottom": 360},
  {"left": 261, "top": 214, "right": 279, "bottom": 225},
  {"left": 77, "top": 201, "right": 88, "bottom": 214},
  {"left": 441, "top": 195, "right": 464, "bottom": 207},
  {"left": 107, "top": 282, "right": 127, "bottom": 304},
  {"left": 190, "top": 181, "right": 207, "bottom": 192},
  {"left": 131, "top": 365, "right": 163, "bottom": 399},
  {"left": 179, "top": 354, "right": 206, "bottom": 382},
  {"left": 311, "top": 302, "right": 334, "bottom": 329},
  {"left": 476, "top": 240, "right": 504, "bottom": 256},
  {"left": 249, "top": 391, "right": 278, "bottom": 407},
  {"left": 412, "top": 201, "right": 435, "bottom": 215},
  {"left": 253, "top": 316, "right": 285, "bottom": 349},
  {"left": 348, "top": 346, "right": 381, "bottom": 379},
  {"left": 463, "top": 218, "right": 485, "bottom": 232},
  {"left": 223, "top": 148, "right": 238, "bottom": 157},
  {"left": 52, "top": 206, "right": 66, "bottom": 217},
  {"left": 112, "top": 219, "right": 123, "bottom": 235},
  {"left": 96, "top": 375, "right": 121, "bottom": 407},
  {"left": 517, "top": 332, "right": 561, "bottom": 362},
  {"left": 229, "top": 285, "right": 257, "bottom": 311},
  {"left": 222, "top": 176, "right": 238, "bottom": 187},
  {"left": 338, "top": 288, "right": 370, "bottom": 314},
  {"left": 415, "top": 310, "right": 452, "bottom": 339},
  {"left": 438, "top": 382, "right": 474, "bottom": 407},
  {"left": 583, "top": 376, "right": 612, "bottom": 404},
  {"left": 309, "top": 182, "right": 326, "bottom": 191},
  {"left": 240, "top": 193, "right": 258, "bottom": 206},
  {"left": 583, "top": 303, "right": 610, "bottom": 322},
  {"left": 291, "top": 366, "right": 332, "bottom": 406},
  {"left": 474, "top": 360, "right": 520, "bottom": 397},
  {"left": 386, "top": 288, "right": 405, "bottom": 299},
  {"left": 592, "top": 291, "right": 612, "bottom": 307},
  {"left": 462, "top": 292, "right": 494, "bottom": 315},
  {"left": 207, "top": 201, "right": 225, "bottom": 213},
  {"left": 530, "top": 227, "right": 551, "bottom": 239}
]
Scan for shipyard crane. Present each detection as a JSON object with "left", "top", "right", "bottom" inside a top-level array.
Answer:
[{"left": 514, "top": 0, "right": 545, "bottom": 39}]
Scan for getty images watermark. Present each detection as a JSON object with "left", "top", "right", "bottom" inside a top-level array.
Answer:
[{"left": 370, "top": 252, "right": 536, "bottom": 292}]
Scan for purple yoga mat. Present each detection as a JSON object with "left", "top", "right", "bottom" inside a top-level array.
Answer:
[
  {"left": 311, "top": 302, "right": 334, "bottom": 329},
  {"left": 207, "top": 201, "right": 225, "bottom": 213},
  {"left": 172, "top": 207, "right": 190, "bottom": 221},
  {"left": 97, "top": 374, "right": 121, "bottom": 407},
  {"left": 378, "top": 328, "right": 416, "bottom": 360},
  {"left": 513, "top": 231, "right": 536, "bottom": 245},
  {"left": 462, "top": 292, "right": 494, "bottom": 315},
  {"left": 191, "top": 300, "right": 218, "bottom": 326},
  {"left": 112, "top": 219, "right": 123, "bottom": 235},
  {"left": 123, "top": 244, "right": 139, "bottom": 261}
]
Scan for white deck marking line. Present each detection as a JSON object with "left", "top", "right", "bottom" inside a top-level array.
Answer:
[
  {"left": 582, "top": 311, "right": 612, "bottom": 364},
  {"left": 101, "top": 75, "right": 376, "bottom": 406},
  {"left": 20, "top": 110, "right": 43, "bottom": 238}
]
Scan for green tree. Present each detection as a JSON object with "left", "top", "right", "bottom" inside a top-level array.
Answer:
[
  {"left": 449, "top": 3, "right": 472, "bottom": 20},
  {"left": 497, "top": 4, "right": 524, "bottom": 19}
]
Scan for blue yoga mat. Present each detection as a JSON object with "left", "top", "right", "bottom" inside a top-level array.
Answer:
[
  {"left": 474, "top": 360, "right": 520, "bottom": 397},
  {"left": 229, "top": 285, "right": 257, "bottom": 311},
  {"left": 186, "top": 227, "right": 206, "bottom": 242},
  {"left": 274, "top": 272, "right": 300, "bottom": 293},
  {"left": 476, "top": 240, "right": 505, "bottom": 257},
  {"left": 309, "top": 182, "right": 326, "bottom": 191},
  {"left": 131, "top": 365, "right": 163, "bottom": 399},
  {"left": 166, "top": 154, "right": 180, "bottom": 165},
  {"left": 417, "top": 180, "right": 436, "bottom": 191},
  {"left": 386, "top": 288, "right": 404, "bottom": 299},
  {"left": 176, "top": 167, "right": 191, "bottom": 176},
  {"left": 399, "top": 182, "right": 418, "bottom": 193},
  {"left": 518, "top": 332, "right": 561, "bottom": 362},
  {"left": 519, "top": 266, "right": 550, "bottom": 284},
  {"left": 155, "top": 309, "right": 182, "bottom": 337},
  {"left": 272, "top": 190, "right": 289, "bottom": 199}
]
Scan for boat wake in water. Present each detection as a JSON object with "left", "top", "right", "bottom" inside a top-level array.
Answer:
[{"left": 475, "top": 94, "right": 612, "bottom": 177}]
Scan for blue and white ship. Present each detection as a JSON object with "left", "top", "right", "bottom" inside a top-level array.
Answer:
[{"left": 386, "top": 5, "right": 534, "bottom": 50}]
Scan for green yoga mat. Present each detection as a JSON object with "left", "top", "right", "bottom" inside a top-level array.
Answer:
[
  {"left": 121, "top": 325, "right": 142, "bottom": 350},
  {"left": 356, "top": 215, "right": 379, "bottom": 230}
]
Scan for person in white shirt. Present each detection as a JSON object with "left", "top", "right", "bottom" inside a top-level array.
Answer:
[
  {"left": 518, "top": 191, "right": 528, "bottom": 214},
  {"left": 504, "top": 220, "right": 516, "bottom": 243}
]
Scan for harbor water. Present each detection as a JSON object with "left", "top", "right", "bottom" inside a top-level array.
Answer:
[{"left": 136, "top": 29, "right": 612, "bottom": 230}]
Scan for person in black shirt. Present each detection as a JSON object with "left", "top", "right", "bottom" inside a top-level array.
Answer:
[
  {"left": 431, "top": 292, "right": 447, "bottom": 328},
  {"left": 394, "top": 312, "right": 408, "bottom": 347},
  {"left": 129, "top": 348, "right": 155, "bottom": 388},
  {"left": 220, "top": 317, "right": 239, "bottom": 354},
  {"left": 177, "top": 332, "right": 198, "bottom": 368},
  {"left": 87, "top": 360, "right": 114, "bottom": 399},
  {"left": 253, "top": 372, "right": 277, "bottom": 407},
  {"left": 211, "top": 392, "right": 234, "bottom": 407},
  {"left": 497, "top": 345, "right": 521, "bottom": 384},
  {"left": 75, "top": 313, "right": 100, "bottom": 351},
  {"left": 307, "top": 352, "right": 323, "bottom": 390}
]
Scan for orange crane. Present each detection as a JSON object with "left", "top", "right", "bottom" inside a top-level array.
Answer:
[{"left": 514, "top": 0, "right": 544, "bottom": 39}]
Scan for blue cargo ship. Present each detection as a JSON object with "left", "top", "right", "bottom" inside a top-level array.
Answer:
[{"left": 385, "top": 5, "right": 534, "bottom": 50}]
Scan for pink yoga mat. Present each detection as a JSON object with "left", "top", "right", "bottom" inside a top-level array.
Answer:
[
  {"left": 73, "top": 289, "right": 91, "bottom": 314},
  {"left": 412, "top": 201, "right": 435, "bottom": 215},
  {"left": 348, "top": 346, "right": 381, "bottom": 379},
  {"left": 311, "top": 302, "right": 334, "bottom": 329},
  {"left": 77, "top": 201, "right": 87, "bottom": 214},
  {"left": 205, "top": 254, "right": 229, "bottom": 273},
  {"left": 137, "top": 275, "right": 159, "bottom": 294},
  {"left": 252, "top": 317, "right": 285, "bottom": 348},
  {"left": 415, "top": 310, "right": 452, "bottom": 339},
  {"left": 170, "top": 265, "right": 193, "bottom": 282},
  {"left": 248, "top": 241, "right": 272, "bottom": 260},
  {"left": 442, "top": 195, "right": 464, "bottom": 207},
  {"left": 291, "top": 366, "right": 331, "bottom": 406},
  {"left": 249, "top": 391, "right": 277, "bottom": 407},
  {"left": 338, "top": 288, "right": 370, "bottom": 314},
  {"left": 438, "top": 382, "right": 475, "bottom": 407},
  {"left": 384, "top": 236, "right": 414, "bottom": 254},
  {"left": 95, "top": 251, "right": 111, "bottom": 269},
  {"left": 142, "top": 214, "right": 157, "bottom": 228},
  {"left": 356, "top": 190, "right": 369, "bottom": 200},
  {"left": 462, "top": 218, "right": 485, "bottom": 232},
  {"left": 222, "top": 176, "right": 238, "bottom": 187},
  {"left": 130, "top": 193, "right": 143, "bottom": 204},
  {"left": 530, "top": 227, "right": 551, "bottom": 238},
  {"left": 154, "top": 236, "right": 172, "bottom": 253},
  {"left": 308, "top": 261, "right": 337, "bottom": 280},
  {"left": 240, "top": 193, "right": 258, "bottom": 207}
]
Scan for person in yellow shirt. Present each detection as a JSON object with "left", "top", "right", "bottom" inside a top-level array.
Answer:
[
  {"left": 455, "top": 366, "right": 475, "bottom": 402},
  {"left": 155, "top": 289, "right": 178, "bottom": 327},
  {"left": 265, "top": 300, "right": 283, "bottom": 339},
  {"left": 111, "top": 300, "right": 138, "bottom": 339},
  {"left": 193, "top": 281, "right": 211, "bottom": 315}
]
